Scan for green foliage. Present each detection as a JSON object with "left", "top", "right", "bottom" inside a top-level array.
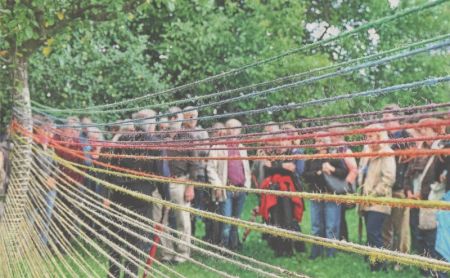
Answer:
[
  {"left": 29, "top": 21, "right": 166, "bottom": 124},
  {"left": 0, "top": 0, "right": 157, "bottom": 132},
  {"left": 0, "top": 0, "right": 449, "bottom": 133}
]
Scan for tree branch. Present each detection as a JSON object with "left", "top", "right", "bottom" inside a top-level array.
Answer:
[{"left": 20, "top": 0, "right": 148, "bottom": 54}]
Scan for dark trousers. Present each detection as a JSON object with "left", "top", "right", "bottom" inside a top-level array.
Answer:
[
  {"left": 417, "top": 228, "right": 448, "bottom": 278},
  {"left": 191, "top": 175, "right": 211, "bottom": 237},
  {"left": 365, "top": 211, "right": 387, "bottom": 271},
  {"left": 410, "top": 208, "right": 420, "bottom": 252},
  {"left": 108, "top": 206, "right": 150, "bottom": 278},
  {"left": 340, "top": 206, "right": 349, "bottom": 241}
]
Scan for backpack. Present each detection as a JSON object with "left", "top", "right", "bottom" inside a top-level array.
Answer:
[{"left": 259, "top": 174, "right": 304, "bottom": 256}]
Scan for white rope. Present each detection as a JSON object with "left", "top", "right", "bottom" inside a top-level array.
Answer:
[
  {"left": 28, "top": 165, "right": 145, "bottom": 278},
  {"left": 29, "top": 160, "right": 182, "bottom": 278},
  {"left": 26, "top": 180, "right": 105, "bottom": 278},
  {"left": 31, "top": 149, "right": 307, "bottom": 278}
]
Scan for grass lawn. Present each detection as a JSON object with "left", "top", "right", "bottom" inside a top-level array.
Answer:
[{"left": 54, "top": 194, "right": 425, "bottom": 277}]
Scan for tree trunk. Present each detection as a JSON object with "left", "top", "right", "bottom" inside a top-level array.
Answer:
[{"left": 0, "top": 54, "right": 33, "bottom": 256}]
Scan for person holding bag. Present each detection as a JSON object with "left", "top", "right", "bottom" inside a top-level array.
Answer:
[
  {"left": 358, "top": 124, "right": 396, "bottom": 272},
  {"left": 303, "top": 132, "right": 349, "bottom": 259},
  {"left": 329, "top": 123, "right": 358, "bottom": 241},
  {"left": 404, "top": 118, "right": 447, "bottom": 278}
]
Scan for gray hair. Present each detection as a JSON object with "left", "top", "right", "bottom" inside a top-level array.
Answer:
[
  {"left": 87, "top": 127, "right": 104, "bottom": 141},
  {"left": 66, "top": 116, "right": 80, "bottom": 128},
  {"left": 183, "top": 106, "right": 199, "bottom": 118},
  {"left": 225, "top": 118, "right": 242, "bottom": 129},
  {"left": 119, "top": 120, "right": 135, "bottom": 132},
  {"left": 168, "top": 107, "right": 183, "bottom": 130},
  {"left": 134, "top": 109, "right": 157, "bottom": 132}
]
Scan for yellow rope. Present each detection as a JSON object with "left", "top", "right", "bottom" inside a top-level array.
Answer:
[
  {"left": 68, "top": 156, "right": 450, "bottom": 211},
  {"left": 57, "top": 157, "right": 450, "bottom": 272},
  {"left": 34, "top": 152, "right": 306, "bottom": 278}
]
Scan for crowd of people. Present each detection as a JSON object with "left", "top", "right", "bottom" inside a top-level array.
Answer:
[{"left": 1, "top": 104, "right": 449, "bottom": 277}]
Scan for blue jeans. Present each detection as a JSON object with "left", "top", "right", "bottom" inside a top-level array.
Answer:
[
  {"left": 365, "top": 211, "right": 388, "bottom": 271},
  {"left": 310, "top": 200, "right": 341, "bottom": 258},
  {"left": 220, "top": 191, "right": 246, "bottom": 248}
]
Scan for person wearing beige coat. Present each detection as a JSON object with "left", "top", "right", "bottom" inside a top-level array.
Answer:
[
  {"left": 358, "top": 145, "right": 396, "bottom": 215},
  {"left": 207, "top": 146, "right": 251, "bottom": 202},
  {"left": 358, "top": 124, "right": 396, "bottom": 272},
  {"left": 207, "top": 119, "right": 251, "bottom": 249}
]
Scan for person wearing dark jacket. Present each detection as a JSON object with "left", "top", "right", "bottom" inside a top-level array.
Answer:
[
  {"left": 404, "top": 118, "right": 448, "bottom": 278},
  {"left": 303, "top": 132, "right": 348, "bottom": 259},
  {"left": 182, "top": 107, "right": 211, "bottom": 238},
  {"left": 260, "top": 135, "right": 304, "bottom": 256},
  {"left": 105, "top": 112, "right": 163, "bottom": 278}
]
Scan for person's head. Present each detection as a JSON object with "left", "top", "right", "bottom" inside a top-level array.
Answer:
[
  {"left": 134, "top": 109, "right": 157, "bottom": 133},
  {"left": 118, "top": 120, "right": 135, "bottom": 133},
  {"left": 264, "top": 122, "right": 280, "bottom": 133},
  {"left": 158, "top": 116, "right": 170, "bottom": 131},
  {"left": 281, "top": 123, "right": 300, "bottom": 145},
  {"left": 365, "top": 124, "right": 389, "bottom": 152},
  {"left": 417, "top": 118, "right": 444, "bottom": 140},
  {"left": 182, "top": 106, "right": 198, "bottom": 129},
  {"left": 87, "top": 127, "right": 104, "bottom": 141},
  {"left": 210, "top": 122, "right": 226, "bottom": 138},
  {"left": 275, "top": 134, "right": 290, "bottom": 154},
  {"left": 258, "top": 134, "right": 275, "bottom": 155},
  {"left": 328, "top": 122, "right": 346, "bottom": 144},
  {"left": 314, "top": 131, "right": 331, "bottom": 153},
  {"left": 87, "top": 127, "right": 104, "bottom": 158},
  {"left": 81, "top": 116, "right": 92, "bottom": 125},
  {"left": 33, "top": 115, "right": 53, "bottom": 145},
  {"left": 382, "top": 104, "right": 401, "bottom": 130},
  {"left": 168, "top": 107, "right": 183, "bottom": 131},
  {"left": 226, "top": 119, "right": 242, "bottom": 136},
  {"left": 62, "top": 116, "right": 80, "bottom": 139}
]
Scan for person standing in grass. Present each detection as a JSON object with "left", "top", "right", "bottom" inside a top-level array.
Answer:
[
  {"left": 381, "top": 105, "right": 412, "bottom": 268},
  {"left": 259, "top": 133, "right": 304, "bottom": 256},
  {"left": 404, "top": 118, "right": 447, "bottom": 278},
  {"left": 160, "top": 106, "right": 197, "bottom": 263},
  {"left": 206, "top": 122, "right": 228, "bottom": 244},
  {"left": 31, "top": 115, "right": 57, "bottom": 247},
  {"left": 358, "top": 123, "right": 396, "bottom": 272},
  {"left": 215, "top": 118, "right": 251, "bottom": 250},
  {"left": 182, "top": 106, "right": 210, "bottom": 238},
  {"left": 280, "top": 123, "right": 306, "bottom": 252},
  {"left": 328, "top": 123, "right": 358, "bottom": 242},
  {"left": 303, "top": 132, "right": 348, "bottom": 259},
  {"left": 105, "top": 111, "right": 162, "bottom": 277}
]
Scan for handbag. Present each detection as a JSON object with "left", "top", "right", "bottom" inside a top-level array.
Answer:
[
  {"left": 419, "top": 181, "right": 446, "bottom": 230},
  {"left": 417, "top": 140, "right": 444, "bottom": 230},
  {"left": 323, "top": 174, "right": 353, "bottom": 195}
]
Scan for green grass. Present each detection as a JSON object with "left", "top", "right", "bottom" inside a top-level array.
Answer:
[
  {"left": 53, "top": 195, "right": 425, "bottom": 277},
  {"left": 167, "top": 194, "right": 423, "bottom": 278}
]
